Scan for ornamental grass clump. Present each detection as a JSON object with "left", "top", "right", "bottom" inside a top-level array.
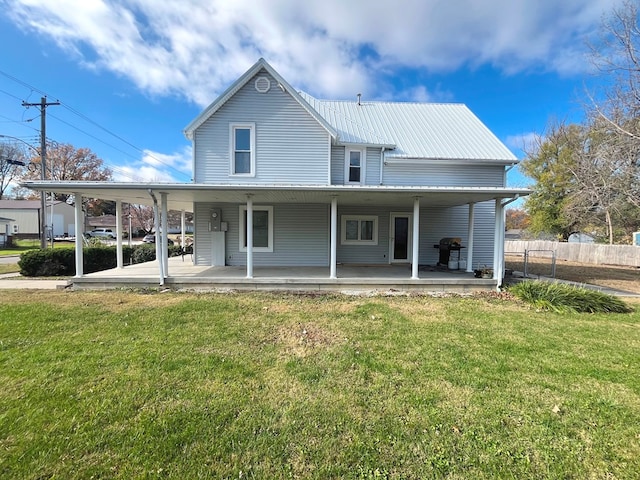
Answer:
[{"left": 509, "top": 280, "right": 632, "bottom": 313}]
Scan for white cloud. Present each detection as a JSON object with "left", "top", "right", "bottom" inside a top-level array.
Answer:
[
  {"left": 505, "top": 132, "right": 540, "bottom": 157},
  {"left": 4, "top": 0, "right": 619, "bottom": 105},
  {"left": 111, "top": 145, "right": 192, "bottom": 182}
]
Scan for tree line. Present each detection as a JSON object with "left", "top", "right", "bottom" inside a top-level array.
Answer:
[{"left": 520, "top": 0, "right": 640, "bottom": 244}]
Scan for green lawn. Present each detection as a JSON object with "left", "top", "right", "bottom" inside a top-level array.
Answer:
[{"left": 0, "top": 291, "right": 638, "bottom": 479}]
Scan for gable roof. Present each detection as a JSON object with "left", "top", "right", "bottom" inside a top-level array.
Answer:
[
  {"left": 184, "top": 58, "right": 516, "bottom": 163},
  {"left": 184, "top": 58, "right": 337, "bottom": 140},
  {"left": 299, "top": 92, "right": 517, "bottom": 162}
]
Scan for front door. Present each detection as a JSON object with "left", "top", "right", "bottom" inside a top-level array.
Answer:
[{"left": 390, "top": 213, "right": 412, "bottom": 263}]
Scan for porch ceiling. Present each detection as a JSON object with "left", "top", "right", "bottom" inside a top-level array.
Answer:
[{"left": 21, "top": 181, "right": 530, "bottom": 212}]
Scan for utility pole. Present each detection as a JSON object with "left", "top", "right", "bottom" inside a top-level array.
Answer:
[{"left": 22, "top": 96, "right": 60, "bottom": 248}]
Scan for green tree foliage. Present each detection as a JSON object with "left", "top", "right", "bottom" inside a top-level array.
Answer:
[{"left": 520, "top": 122, "right": 583, "bottom": 240}]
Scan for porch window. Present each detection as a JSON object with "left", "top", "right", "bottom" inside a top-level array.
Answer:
[
  {"left": 341, "top": 215, "right": 378, "bottom": 245},
  {"left": 230, "top": 123, "right": 255, "bottom": 175},
  {"left": 345, "top": 149, "right": 364, "bottom": 184},
  {"left": 239, "top": 205, "right": 273, "bottom": 252}
]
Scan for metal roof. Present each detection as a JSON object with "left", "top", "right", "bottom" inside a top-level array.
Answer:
[{"left": 299, "top": 92, "right": 517, "bottom": 162}]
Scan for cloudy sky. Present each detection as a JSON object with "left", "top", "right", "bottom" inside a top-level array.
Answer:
[{"left": 0, "top": 0, "right": 621, "bottom": 187}]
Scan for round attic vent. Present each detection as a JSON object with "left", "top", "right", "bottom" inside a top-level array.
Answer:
[{"left": 254, "top": 76, "right": 271, "bottom": 93}]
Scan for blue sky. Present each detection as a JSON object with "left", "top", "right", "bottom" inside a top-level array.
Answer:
[{"left": 0, "top": 0, "right": 619, "bottom": 190}]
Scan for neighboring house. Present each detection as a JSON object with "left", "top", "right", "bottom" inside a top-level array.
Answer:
[
  {"left": 21, "top": 59, "right": 529, "bottom": 286},
  {"left": 0, "top": 199, "right": 76, "bottom": 239},
  {"left": 0, "top": 216, "right": 13, "bottom": 246}
]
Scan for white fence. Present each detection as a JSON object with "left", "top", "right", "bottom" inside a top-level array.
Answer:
[{"left": 505, "top": 241, "right": 640, "bottom": 268}]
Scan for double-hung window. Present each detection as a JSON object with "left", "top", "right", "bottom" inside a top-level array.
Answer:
[
  {"left": 230, "top": 123, "right": 255, "bottom": 176},
  {"left": 341, "top": 215, "right": 378, "bottom": 245},
  {"left": 239, "top": 206, "right": 273, "bottom": 252},
  {"left": 345, "top": 149, "right": 364, "bottom": 184}
]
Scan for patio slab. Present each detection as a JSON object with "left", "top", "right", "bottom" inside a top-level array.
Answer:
[{"left": 70, "top": 257, "right": 498, "bottom": 293}]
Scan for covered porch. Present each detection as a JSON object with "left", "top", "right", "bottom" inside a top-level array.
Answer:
[
  {"left": 68, "top": 256, "right": 498, "bottom": 293},
  {"left": 21, "top": 181, "right": 529, "bottom": 292}
]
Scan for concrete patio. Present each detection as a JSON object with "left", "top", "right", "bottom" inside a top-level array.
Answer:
[{"left": 69, "top": 256, "right": 498, "bottom": 293}]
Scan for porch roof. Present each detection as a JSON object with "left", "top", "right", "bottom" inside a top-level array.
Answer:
[{"left": 21, "top": 180, "right": 530, "bottom": 212}]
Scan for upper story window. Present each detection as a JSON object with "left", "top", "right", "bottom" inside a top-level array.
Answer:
[
  {"left": 230, "top": 123, "right": 255, "bottom": 176},
  {"left": 345, "top": 148, "right": 364, "bottom": 184}
]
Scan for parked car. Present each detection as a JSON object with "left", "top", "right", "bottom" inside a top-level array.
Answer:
[
  {"left": 142, "top": 234, "right": 174, "bottom": 245},
  {"left": 85, "top": 228, "right": 116, "bottom": 239}
]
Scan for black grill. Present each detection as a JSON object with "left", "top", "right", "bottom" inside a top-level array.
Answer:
[{"left": 433, "top": 237, "right": 462, "bottom": 266}]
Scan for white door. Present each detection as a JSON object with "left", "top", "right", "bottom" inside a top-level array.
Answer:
[{"left": 390, "top": 213, "right": 412, "bottom": 263}]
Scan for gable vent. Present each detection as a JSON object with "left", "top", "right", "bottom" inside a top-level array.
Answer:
[{"left": 254, "top": 77, "right": 271, "bottom": 93}]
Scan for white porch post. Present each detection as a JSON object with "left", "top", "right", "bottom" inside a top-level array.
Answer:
[
  {"left": 466, "top": 202, "right": 475, "bottom": 272},
  {"left": 180, "top": 210, "right": 186, "bottom": 250},
  {"left": 116, "top": 199, "right": 123, "bottom": 269},
  {"left": 74, "top": 193, "right": 83, "bottom": 277},
  {"left": 493, "top": 198, "right": 504, "bottom": 287},
  {"left": 152, "top": 195, "right": 164, "bottom": 284},
  {"left": 161, "top": 192, "right": 169, "bottom": 278},
  {"left": 411, "top": 197, "right": 420, "bottom": 279},
  {"left": 330, "top": 196, "right": 337, "bottom": 279},
  {"left": 246, "top": 195, "right": 253, "bottom": 279}
]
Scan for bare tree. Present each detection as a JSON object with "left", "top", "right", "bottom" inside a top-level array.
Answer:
[
  {"left": 587, "top": 0, "right": 640, "bottom": 209},
  {"left": 19, "top": 141, "right": 112, "bottom": 203},
  {"left": 0, "top": 142, "right": 27, "bottom": 199}
]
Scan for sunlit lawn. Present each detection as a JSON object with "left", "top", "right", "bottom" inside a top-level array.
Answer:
[{"left": 0, "top": 291, "right": 638, "bottom": 479}]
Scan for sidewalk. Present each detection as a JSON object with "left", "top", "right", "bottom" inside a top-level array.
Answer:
[{"left": 0, "top": 272, "right": 70, "bottom": 290}]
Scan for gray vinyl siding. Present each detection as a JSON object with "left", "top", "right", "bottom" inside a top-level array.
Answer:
[
  {"left": 194, "top": 202, "right": 329, "bottom": 266},
  {"left": 337, "top": 206, "right": 391, "bottom": 263},
  {"left": 383, "top": 163, "right": 505, "bottom": 187},
  {"left": 330, "top": 146, "right": 344, "bottom": 184},
  {"left": 337, "top": 202, "right": 494, "bottom": 267},
  {"left": 193, "top": 70, "right": 331, "bottom": 185},
  {"left": 194, "top": 200, "right": 495, "bottom": 268},
  {"left": 417, "top": 201, "right": 495, "bottom": 268},
  {"left": 331, "top": 146, "right": 381, "bottom": 185}
]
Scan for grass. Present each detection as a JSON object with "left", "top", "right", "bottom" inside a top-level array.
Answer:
[
  {"left": 0, "top": 291, "right": 639, "bottom": 479},
  {"left": 0, "top": 264, "right": 19, "bottom": 275},
  {"left": 0, "top": 239, "right": 75, "bottom": 256}
]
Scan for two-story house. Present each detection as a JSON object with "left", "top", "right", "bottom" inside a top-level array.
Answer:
[{"left": 22, "top": 58, "right": 528, "bottom": 289}]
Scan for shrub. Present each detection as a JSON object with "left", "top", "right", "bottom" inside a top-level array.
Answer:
[
  {"left": 509, "top": 281, "right": 632, "bottom": 314},
  {"left": 132, "top": 243, "right": 156, "bottom": 264},
  {"left": 18, "top": 249, "right": 75, "bottom": 277}
]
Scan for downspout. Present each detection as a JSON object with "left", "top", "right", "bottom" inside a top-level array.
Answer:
[
  {"left": 379, "top": 147, "right": 386, "bottom": 185},
  {"left": 148, "top": 189, "right": 165, "bottom": 285}
]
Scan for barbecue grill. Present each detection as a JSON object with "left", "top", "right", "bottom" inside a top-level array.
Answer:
[{"left": 434, "top": 237, "right": 463, "bottom": 267}]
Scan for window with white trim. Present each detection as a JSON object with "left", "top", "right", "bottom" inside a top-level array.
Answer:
[
  {"left": 345, "top": 149, "right": 364, "bottom": 184},
  {"left": 341, "top": 215, "right": 378, "bottom": 245},
  {"left": 239, "top": 205, "right": 273, "bottom": 252},
  {"left": 230, "top": 123, "right": 255, "bottom": 175}
]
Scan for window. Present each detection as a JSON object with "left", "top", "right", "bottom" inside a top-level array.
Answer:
[
  {"left": 230, "top": 123, "right": 255, "bottom": 175},
  {"left": 345, "top": 149, "right": 364, "bottom": 184},
  {"left": 341, "top": 215, "right": 378, "bottom": 245},
  {"left": 239, "top": 206, "right": 273, "bottom": 252}
]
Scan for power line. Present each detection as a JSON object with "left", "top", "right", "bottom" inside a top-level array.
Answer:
[{"left": 0, "top": 68, "right": 191, "bottom": 182}]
